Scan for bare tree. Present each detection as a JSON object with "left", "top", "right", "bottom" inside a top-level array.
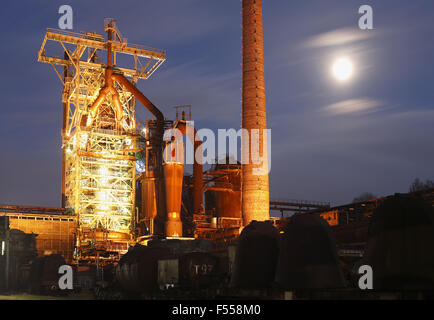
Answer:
[{"left": 409, "top": 178, "right": 434, "bottom": 192}]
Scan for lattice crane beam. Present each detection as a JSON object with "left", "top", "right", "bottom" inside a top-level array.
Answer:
[{"left": 38, "top": 27, "right": 166, "bottom": 80}]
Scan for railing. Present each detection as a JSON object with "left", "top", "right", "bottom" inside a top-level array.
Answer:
[
  {"left": 270, "top": 198, "right": 330, "bottom": 208},
  {"left": 46, "top": 28, "right": 91, "bottom": 39},
  {"left": 78, "top": 126, "right": 131, "bottom": 136},
  {"left": 0, "top": 204, "right": 70, "bottom": 215},
  {"left": 217, "top": 217, "right": 242, "bottom": 229},
  {"left": 46, "top": 28, "right": 166, "bottom": 55},
  {"left": 120, "top": 41, "right": 166, "bottom": 55}
]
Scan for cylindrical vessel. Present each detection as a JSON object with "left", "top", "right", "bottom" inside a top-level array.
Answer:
[
  {"left": 361, "top": 194, "right": 434, "bottom": 290},
  {"left": 275, "top": 214, "right": 345, "bottom": 289},
  {"left": 164, "top": 163, "right": 184, "bottom": 237},
  {"left": 175, "top": 122, "right": 204, "bottom": 214},
  {"left": 230, "top": 221, "right": 279, "bottom": 288},
  {"left": 141, "top": 176, "right": 158, "bottom": 221},
  {"left": 138, "top": 173, "right": 166, "bottom": 237},
  {"left": 241, "top": 0, "right": 270, "bottom": 225},
  {"left": 206, "top": 161, "right": 242, "bottom": 222},
  {"left": 217, "top": 190, "right": 242, "bottom": 219}
]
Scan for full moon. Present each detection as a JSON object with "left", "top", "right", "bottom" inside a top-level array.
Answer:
[{"left": 332, "top": 57, "right": 353, "bottom": 81}]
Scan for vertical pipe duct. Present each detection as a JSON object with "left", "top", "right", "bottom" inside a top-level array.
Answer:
[
  {"left": 164, "top": 163, "right": 184, "bottom": 237},
  {"left": 61, "top": 51, "right": 69, "bottom": 208},
  {"left": 241, "top": 0, "right": 270, "bottom": 224},
  {"left": 163, "top": 135, "right": 184, "bottom": 237},
  {"left": 176, "top": 122, "right": 203, "bottom": 215}
]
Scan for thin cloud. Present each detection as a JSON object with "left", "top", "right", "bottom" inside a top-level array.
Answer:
[
  {"left": 323, "top": 99, "right": 383, "bottom": 115},
  {"left": 303, "top": 27, "right": 374, "bottom": 48}
]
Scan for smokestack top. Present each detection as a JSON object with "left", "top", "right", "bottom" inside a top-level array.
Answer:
[{"left": 241, "top": 0, "right": 270, "bottom": 225}]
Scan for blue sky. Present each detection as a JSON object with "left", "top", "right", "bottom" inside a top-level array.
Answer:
[{"left": 1, "top": 0, "right": 434, "bottom": 207}]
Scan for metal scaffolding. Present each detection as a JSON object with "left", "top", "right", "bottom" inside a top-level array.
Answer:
[
  {"left": 64, "top": 128, "right": 136, "bottom": 233},
  {"left": 38, "top": 19, "right": 166, "bottom": 262}
]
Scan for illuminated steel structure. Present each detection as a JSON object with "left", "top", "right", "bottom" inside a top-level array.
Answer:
[{"left": 38, "top": 19, "right": 166, "bottom": 261}]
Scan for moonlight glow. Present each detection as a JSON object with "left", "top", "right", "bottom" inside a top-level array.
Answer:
[{"left": 332, "top": 57, "right": 353, "bottom": 81}]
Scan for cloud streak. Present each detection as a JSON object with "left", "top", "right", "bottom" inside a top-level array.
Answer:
[
  {"left": 302, "top": 27, "right": 374, "bottom": 48},
  {"left": 323, "top": 98, "right": 383, "bottom": 115}
]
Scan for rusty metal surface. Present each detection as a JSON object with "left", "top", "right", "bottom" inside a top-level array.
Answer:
[{"left": 164, "top": 163, "right": 184, "bottom": 237}]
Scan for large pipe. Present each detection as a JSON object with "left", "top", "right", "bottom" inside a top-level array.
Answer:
[
  {"left": 88, "top": 20, "right": 164, "bottom": 128},
  {"left": 87, "top": 24, "right": 124, "bottom": 127},
  {"left": 111, "top": 89, "right": 123, "bottom": 122},
  {"left": 110, "top": 74, "right": 167, "bottom": 237},
  {"left": 241, "top": 0, "right": 270, "bottom": 224},
  {"left": 163, "top": 128, "right": 184, "bottom": 237},
  {"left": 85, "top": 21, "right": 168, "bottom": 237},
  {"left": 88, "top": 86, "right": 110, "bottom": 120},
  {"left": 111, "top": 74, "right": 164, "bottom": 124},
  {"left": 175, "top": 122, "right": 203, "bottom": 215},
  {"left": 61, "top": 51, "right": 69, "bottom": 208},
  {"left": 164, "top": 162, "right": 184, "bottom": 237},
  {"left": 162, "top": 121, "right": 205, "bottom": 237}
]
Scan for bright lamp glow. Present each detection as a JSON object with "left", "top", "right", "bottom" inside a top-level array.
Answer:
[{"left": 332, "top": 57, "right": 353, "bottom": 81}]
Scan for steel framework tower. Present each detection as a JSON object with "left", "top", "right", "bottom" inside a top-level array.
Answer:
[
  {"left": 38, "top": 19, "right": 165, "bottom": 261},
  {"left": 241, "top": 0, "right": 270, "bottom": 225}
]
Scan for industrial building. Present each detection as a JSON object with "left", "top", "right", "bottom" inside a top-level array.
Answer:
[{"left": 1, "top": 0, "right": 434, "bottom": 299}]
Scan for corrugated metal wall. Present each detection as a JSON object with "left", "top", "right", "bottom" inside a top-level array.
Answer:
[{"left": 8, "top": 215, "right": 76, "bottom": 262}]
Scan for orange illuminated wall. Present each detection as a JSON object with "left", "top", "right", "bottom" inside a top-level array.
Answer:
[
  {"left": 8, "top": 215, "right": 76, "bottom": 262},
  {"left": 320, "top": 210, "right": 339, "bottom": 226}
]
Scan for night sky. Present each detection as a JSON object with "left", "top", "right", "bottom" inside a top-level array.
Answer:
[{"left": 1, "top": 1, "right": 434, "bottom": 208}]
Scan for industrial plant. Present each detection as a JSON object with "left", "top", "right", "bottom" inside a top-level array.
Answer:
[{"left": 1, "top": 0, "right": 434, "bottom": 300}]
